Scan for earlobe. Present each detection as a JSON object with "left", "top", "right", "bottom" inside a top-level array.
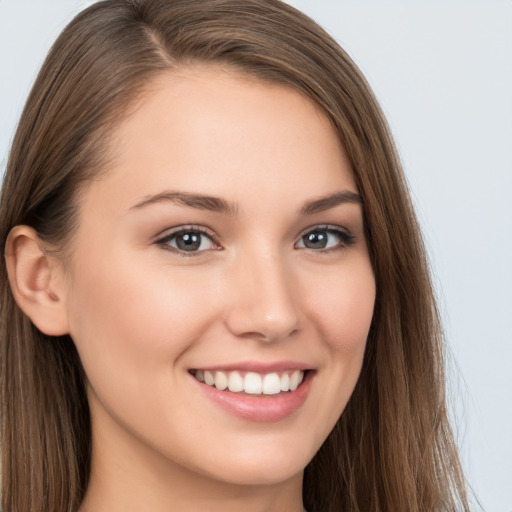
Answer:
[{"left": 5, "top": 226, "right": 70, "bottom": 336}]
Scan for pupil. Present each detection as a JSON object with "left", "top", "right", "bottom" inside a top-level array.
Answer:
[
  {"left": 177, "top": 232, "right": 201, "bottom": 251},
  {"left": 305, "top": 232, "right": 327, "bottom": 249}
]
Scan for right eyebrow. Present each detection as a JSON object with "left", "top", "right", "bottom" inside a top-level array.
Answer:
[
  {"left": 300, "top": 190, "right": 362, "bottom": 215},
  {"left": 129, "top": 191, "right": 238, "bottom": 216}
]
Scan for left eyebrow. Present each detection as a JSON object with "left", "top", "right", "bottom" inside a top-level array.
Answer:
[
  {"left": 300, "top": 190, "right": 362, "bottom": 215},
  {"left": 129, "top": 191, "right": 238, "bottom": 216}
]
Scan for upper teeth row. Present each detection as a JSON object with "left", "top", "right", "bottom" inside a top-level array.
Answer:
[{"left": 194, "top": 369, "right": 305, "bottom": 395}]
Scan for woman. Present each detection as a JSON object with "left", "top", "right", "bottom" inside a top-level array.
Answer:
[{"left": 0, "top": 1, "right": 469, "bottom": 511}]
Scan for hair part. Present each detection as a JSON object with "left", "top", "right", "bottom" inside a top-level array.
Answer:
[{"left": 1, "top": 1, "right": 469, "bottom": 511}]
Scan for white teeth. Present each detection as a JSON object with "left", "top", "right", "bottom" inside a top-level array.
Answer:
[
  {"left": 194, "top": 369, "right": 305, "bottom": 395},
  {"left": 228, "top": 371, "right": 244, "bottom": 392},
  {"left": 280, "top": 373, "right": 290, "bottom": 392},
  {"left": 204, "top": 370, "right": 215, "bottom": 386},
  {"left": 289, "top": 369, "right": 303, "bottom": 391},
  {"left": 262, "top": 373, "right": 281, "bottom": 395},
  {"left": 214, "top": 371, "right": 228, "bottom": 390},
  {"left": 244, "top": 372, "right": 262, "bottom": 394}
]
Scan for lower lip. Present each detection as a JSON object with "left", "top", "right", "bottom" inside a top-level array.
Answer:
[{"left": 192, "top": 372, "right": 313, "bottom": 422}]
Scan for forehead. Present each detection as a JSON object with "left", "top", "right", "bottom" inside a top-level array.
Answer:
[{"left": 81, "top": 65, "right": 356, "bottom": 215}]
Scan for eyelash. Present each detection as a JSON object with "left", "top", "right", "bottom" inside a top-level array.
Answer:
[
  {"left": 297, "top": 224, "right": 356, "bottom": 253},
  {"left": 155, "top": 226, "right": 221, "bottom": 257},
  {"left": 155, "top": 224, "right": 356, "bottom": 257}
]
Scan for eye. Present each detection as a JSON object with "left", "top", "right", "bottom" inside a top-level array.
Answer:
[
  {"left": 156, "top": 227, "right": 219, "bottom": 255},
  {"left": 295, "top": 225, "right": 355, "bottom": 251}
]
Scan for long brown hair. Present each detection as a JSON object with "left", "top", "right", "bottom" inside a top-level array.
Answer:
[{"left": 0, "top": 1, "right": 469, "bottom": 511}]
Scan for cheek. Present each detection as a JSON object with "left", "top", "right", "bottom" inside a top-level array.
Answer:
[
  {"left": 65, "top": 249, "right": 218, "bottom": 387},
  {"left": 306, "top": 259, "right": 376, "bottom": 355},
  {"left": 295, "top": 258, "right": 375, "bottom": 447}
]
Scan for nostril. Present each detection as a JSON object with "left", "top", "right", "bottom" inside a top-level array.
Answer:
[{"left": 224, "top": 309, "right": 300, "bottom": 342}]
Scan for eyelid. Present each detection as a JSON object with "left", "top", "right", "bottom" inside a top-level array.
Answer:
[
  {"left": 295, "top": 224, "right": 356, "bottom": 251},
  {"left": 154, "top": 225, "right": 222, "bottom": 256},
  {"left": 154, "top": 224, "right": 218, "bottom": 242}
]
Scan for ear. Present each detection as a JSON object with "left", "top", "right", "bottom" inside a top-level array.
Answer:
[{"left": 5, "top": 226, "right": 70, "bottom": 336}]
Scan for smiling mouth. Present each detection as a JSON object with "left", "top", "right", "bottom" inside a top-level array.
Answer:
[{"left": 190, "top": 369, "right": 306, "bottom": 396}]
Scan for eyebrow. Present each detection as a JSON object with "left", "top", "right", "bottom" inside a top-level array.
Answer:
[
  {"left": 129, "top": 189, "right": 362, "bottom": 216},
  {"left": 299, "top": 190, "right": 362, "bottom": 215},
  {"left": 130, "top": 191, "right": 238, "bottom": 216}
]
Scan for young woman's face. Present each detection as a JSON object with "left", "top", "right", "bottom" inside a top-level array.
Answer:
[{"left": 63, "top": 66, "right": 375, "bottom": 488}]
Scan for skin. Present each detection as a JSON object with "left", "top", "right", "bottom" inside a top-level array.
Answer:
[{"left": 9, "top": 66, "right": 376, "bottom": 511}]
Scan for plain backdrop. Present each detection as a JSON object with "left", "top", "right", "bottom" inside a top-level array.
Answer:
[{"left": 1, "top": 1, "right": 511, "bottom": 510}]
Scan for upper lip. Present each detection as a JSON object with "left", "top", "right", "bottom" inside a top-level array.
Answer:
[{"left": 190, "top": 360, "right": 315, "bottom": 373}]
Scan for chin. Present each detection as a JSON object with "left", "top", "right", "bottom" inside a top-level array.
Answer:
[{"left": 187, "top": 438, "right": 316, "bottom": 487}]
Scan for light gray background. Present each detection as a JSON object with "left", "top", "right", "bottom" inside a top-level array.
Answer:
[{"left": 1, "top": 1, "right": 511, "bottom": 510}]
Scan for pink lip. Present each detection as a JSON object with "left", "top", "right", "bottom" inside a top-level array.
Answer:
[
  {"left": 192, "top": 360, "right": 314, "bottom": 373},
  {"left": 191, "top": 370, "right": 314, "bottom": 422}
]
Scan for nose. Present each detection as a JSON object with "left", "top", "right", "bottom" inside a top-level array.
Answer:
[{"left": 224, "top": 250, "right": 300, "bottom": 343}]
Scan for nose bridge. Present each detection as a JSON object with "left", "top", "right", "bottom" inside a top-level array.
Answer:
[{"left": 225, "top": 245, "right": 299, "bottom": 342}]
